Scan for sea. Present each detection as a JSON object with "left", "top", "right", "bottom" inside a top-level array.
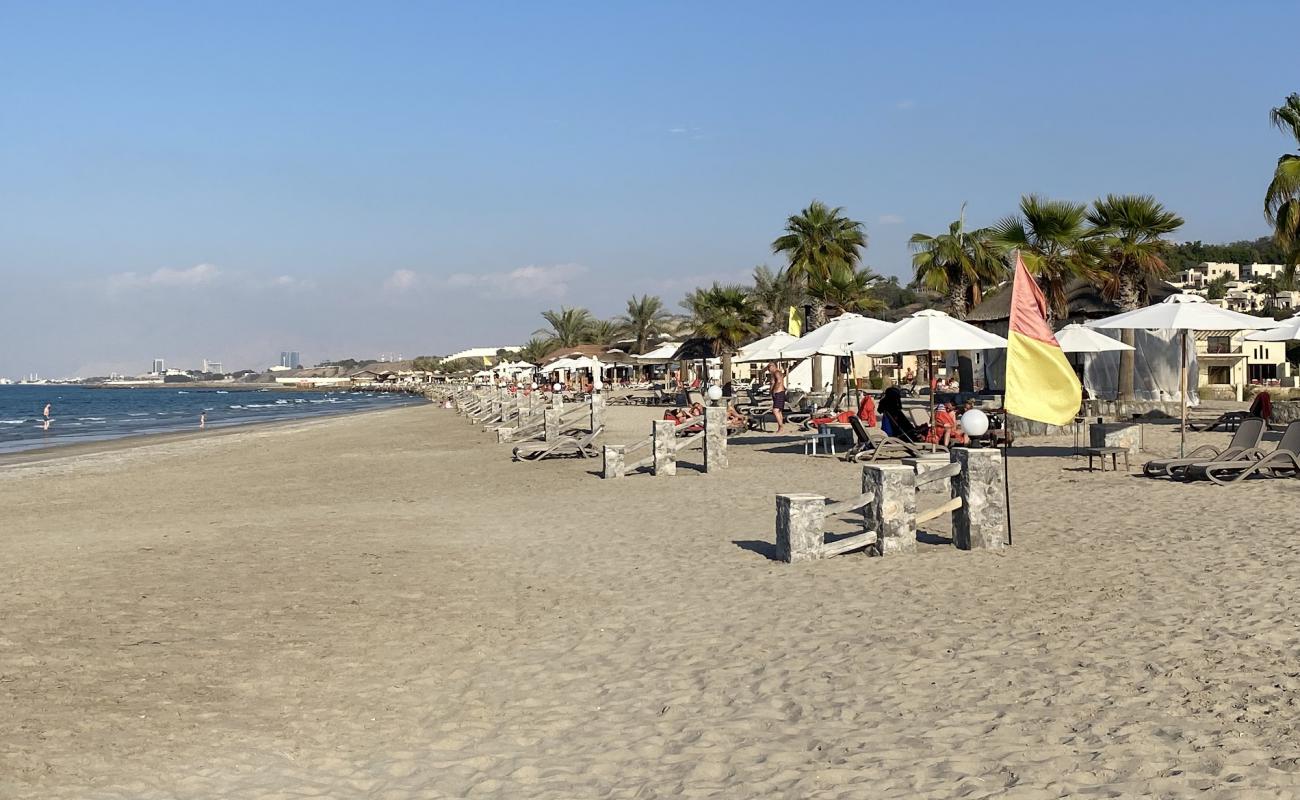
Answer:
[{"left": 0, "top": 384, "right": 427, "bottom": 455}]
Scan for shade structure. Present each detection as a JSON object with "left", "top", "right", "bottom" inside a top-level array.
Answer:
[
  {"left": 734, "top": 331, "right": 798, "bottom": 363},
  {"left": 1245, "top": 313, "right": 1300, "bottom": 342},
  {"left": 1085, "top": 293, "right": 1281, "bottom": 333},
  {"left": 854, "top": 309, "right": 1009, "bottom": 356},
  {"left": 543, "top": 357, "right": 580, "bottom": 372},
  {"left": 1087, "top": 294, "right": 1280, "bottom": 455},
  {"left": 1054, "top": 324, "right": 1135, "bottom": 354},
  {"left": 633, "top": 342, "right": 682, "bottom": 363},
  {"left": 779, "top": 313, "right": 895, "bottom": 359}
]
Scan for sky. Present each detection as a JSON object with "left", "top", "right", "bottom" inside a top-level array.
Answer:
[{"left": 2, "top": 1, "right": 1299, "bottom": 378}]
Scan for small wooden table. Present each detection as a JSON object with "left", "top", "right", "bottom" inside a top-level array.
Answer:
[{"left": 1086, "top": 446, "right": 1130, "bottom": 472}]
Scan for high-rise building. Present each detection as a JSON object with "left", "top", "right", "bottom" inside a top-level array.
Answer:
[
  {"left": 152, "top": 358, "right": 165, "bottom": 374},
  {"left": 279, "top": 351, "right": 301, "bottom": 369}
]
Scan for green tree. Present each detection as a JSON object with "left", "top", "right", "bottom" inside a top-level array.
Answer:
[
  {"left": 807, "top": 262, "right": 886, "bottom": 316},
  {"left": 586, "top": 319, "right": 623, "bottom": 346},
  {"left": 750, "top": 265, "right": 806, "bottom": 334},
  {"left": 536, "top": 307, "right": 595, "bottom": 348},
  {"left": 1206, "top": 273, "right": 1231, "bottom": 300},
  {"left": 1265, "top": 93, "right": 1300, "bottom": 287},
  {"left": 910, "top": 208, "right": 1006, "bottom": 390},
  {"left": 517, "top": 337, "right": 557, "bottom": 365},
  {"left": 411, "top": 355, "right": 442, "bottom": 372},
  {"left": 1087, "top": 194, "right": 1185, "bottom": 400},
  {"left": 991, "top": 195, "right": 1096, "bottom": 320},
  {"left": 772, "top": 200, "right": 868, "bottom": 388},
  {"left": 682, "top": 283, "right": 764, "bottom": 387},
  {"left": 615, "top": 294, "right": 671, "bottom": 354},
  {"left": 1256, "top": 275, "right": 1281, "bottom": 313}
]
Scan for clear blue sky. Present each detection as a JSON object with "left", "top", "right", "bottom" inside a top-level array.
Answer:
[{"left": 3, "top": 1, "right": 1298, "bottom": 377}]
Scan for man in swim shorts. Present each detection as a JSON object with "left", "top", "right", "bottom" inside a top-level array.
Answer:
[{"left": 766, "top": 361, "right": 787, "bottom": 433}]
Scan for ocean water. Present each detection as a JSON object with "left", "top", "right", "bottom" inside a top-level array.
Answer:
[{"left": 0, "top": 384, "right": 427, "bottom": 455}]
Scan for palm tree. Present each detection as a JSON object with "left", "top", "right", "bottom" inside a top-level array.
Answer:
[
  {"left": 807, "top": 262, "right": 886, "bottom": 316},
  {"left": 991, "top": 195, "right": 1095, "bottom": 321},
  {"left": 517, "top": 337, "right": 556, "bottom": 366},
  {"left": 750, "top": 265, "right": 806, "bottom": 334},
  {"left": 1265, "top": 93, "right": 1300, "bottom": 287},
  {"left": 682, "top": 283, "right": 764, "bottom": 387},
  {"left": 1087, "top": 194, "right": 1185, "bottom": 400},
  {"left": 909, "top": 209, "right": 1005, "bottom": 319},
  {"left": 910, "top": 208, "right": 1006, "bottom": 390},
  {"left": 536, "top": 307, "right": 594, "bottom": 348},
  {"left": 615, "top": 295, "right": 671, "bottom": 354},
  {"left": 772, "top": 200, "right": 868, "bottom": 388},
  {"left": 586, "top": 319, "right": 623, "bottom": 347},
  {"left": 1256, "top": 275, "right": 1281, "bottom": 314},
  {"left": 772, "top": 200, "right": 868, "bottom": 282}
]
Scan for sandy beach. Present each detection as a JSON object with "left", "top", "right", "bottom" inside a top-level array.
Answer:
[{"left": 4, "top": 403, "right": 1300, "bottom": 798}]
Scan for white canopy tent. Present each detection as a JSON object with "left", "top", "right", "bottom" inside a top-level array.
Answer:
[
  {"left": 1087, "top": 294, "right": 1280, "bottom": 455},
  {"left": 634, "top": 342, "right": 682, "bottom": 364}
]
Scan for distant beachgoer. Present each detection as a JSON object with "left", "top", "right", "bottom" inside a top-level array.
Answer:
[
  {"left": 43, "top": 403, "right": 51, "bottom": 420},
  {"left": 766, "top": 362, "right": 787, "bottom": 433},
  {"left": 878, "top": 386, "right": 921, "bottom": 442},
  {"left": 42, "top": 418, "right": 51, "bottom": 432},
  {"left": 200, "top": 412, "right": 206, "bottom": 429},
  {"left": 857, "top": 394, "right": 877, "bottom": 427},
  {"left": 1249, "top": 391, "right": 1273, "bottom": 421}
]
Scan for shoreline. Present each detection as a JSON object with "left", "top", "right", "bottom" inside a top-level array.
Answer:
[{"left": 0, "top": 403, "right": 422, "bottom": 468}]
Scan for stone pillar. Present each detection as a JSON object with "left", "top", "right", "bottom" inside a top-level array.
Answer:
[
  {"left": 862, "top": 464, "right": 916, "bottom": 555},
  {"left": 704, "top": 407, "right": 728, "bottom": 472},
  {"left": 952, "top": 448, "right": 1008, "bottom": 551},
  {"left": 602, "top": 445, "right": 626, "bottom": 479},
  {"left": 590, "top": 393, "right": 605, "bottom": 433},
  {"left": 544, "top": 408, "right": 562, "bottom": 442},
  {"left": 775, "top": 494, "right": 827, "bottom": 563},
  {"left": 652, "top": 419, "right": 676, "bottom": 476}
]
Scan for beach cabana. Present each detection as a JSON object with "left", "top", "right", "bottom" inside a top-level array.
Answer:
[{"left": 1087, "top": 294, "right": 1280, "bottom": 455}]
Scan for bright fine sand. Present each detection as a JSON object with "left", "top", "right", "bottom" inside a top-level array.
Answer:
[{"left": 5, "top": 403, "right": 1300, "bottom": 799}]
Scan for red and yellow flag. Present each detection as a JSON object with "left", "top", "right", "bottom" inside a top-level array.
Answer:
[{"left": 1004, "top": 252, "right": 1081, "bottom": 425}]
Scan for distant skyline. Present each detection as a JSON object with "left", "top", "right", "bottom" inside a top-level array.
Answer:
[{"left": 3, "top": 1, "right": 1299, "bottom": 377}]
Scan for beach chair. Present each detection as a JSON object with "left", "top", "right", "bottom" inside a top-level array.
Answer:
[
  {"left": 512, "top": 428, "right": 603, "bottom": 461},
  {"left": 1181, "top": 420, "right": 1300, "bottom": 485},
  {"left": 842, "top": 416, "right": 926, "bottom": 462},
  {"left": 1142, "top": 416, "right": 1265, "bottom": 478}
]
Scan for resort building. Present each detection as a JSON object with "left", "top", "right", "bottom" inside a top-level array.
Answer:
[
  {"left": 1197, "top": 332, "right": 1293, "bottom": 396},
  {"left": 442, "top": 346, "right": 522, "bottom": 365}
]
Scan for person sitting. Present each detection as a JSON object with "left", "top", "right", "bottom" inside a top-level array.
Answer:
[
  {"left": 878, "top": 386, "right": 923, "bottom": 442},
  {"left": 1249, "top": 390, "right": 1273, "bottom": 422},
  {"left": 925, "top": 402, "right": 967, "bottom": 447},
  {"left": 725, "top": 403, "right": 751, "bottom": 433},
  {"left": 857, "top": 393, "right": 877, "bottom": 427}
]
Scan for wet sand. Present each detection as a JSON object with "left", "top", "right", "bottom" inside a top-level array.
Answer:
[{"left": 4, "top": 403, "right": 1300, "bottom": 798}]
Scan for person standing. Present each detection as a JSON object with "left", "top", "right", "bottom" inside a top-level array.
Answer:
[
  {"left": 43, "top": 403, "right": 51, "bottom": 420},
  {"left": 766, "top": 361, "right": 787, "bottom": 433},
  {"left": 199, "top": 411, "right": 206, "bottom": 429}
]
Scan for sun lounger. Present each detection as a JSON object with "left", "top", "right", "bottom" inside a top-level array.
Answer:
[
  {"left": 1142, "top": 416, "right": 1265, "bottom": 478},
  {"left": 843, "top": 416, "right": 929, "bottom": 462},
  {"left": 1181, "top": 420, "right": 1300, "bottom": 484},
  {"left": 512, "top": 428, "right": 603, "bottom": 461}
]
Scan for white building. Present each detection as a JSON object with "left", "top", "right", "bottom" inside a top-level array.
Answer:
[{"left": 443, "top": 346, "right": 522, "bottom": 364}]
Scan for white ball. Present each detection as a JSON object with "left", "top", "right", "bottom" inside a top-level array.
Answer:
[
  {"left": 552, "top": 382, "right": 563, "bottom": 393},
  {"left": 530, "top": 382, "right": 537, "bottom": 389},
  {"left": 960, "top": 408, "right": 990, "bottom": 437},
  {"left": 706, "top": 385, "right": 723, "bottom": 402}
]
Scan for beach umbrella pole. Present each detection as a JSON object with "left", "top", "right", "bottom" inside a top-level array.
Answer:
[{"left": 1180, "top": 329, "right": 1188, "bottom": 458}]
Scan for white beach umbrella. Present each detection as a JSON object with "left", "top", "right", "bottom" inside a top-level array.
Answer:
[
  {"left": 855, "top": 309, "right": 1010, "bottom": 356},
  {"left": 854, "top": 309, "right": 1009, "bottom": 441},
  {"left": 1087, "top": 293, "right": 1280, "bottom": 455},
  {"left": 1054, "top": 324, "right": 1135, "bottom": 354},
  {"left": 780, "top": 313, "right": 895, "bottom": 358},
  {"left": 634, "top": 342, "right": 682, "bottom": 364},
  {"left": 734, "top": 331, "right": 798, "bottom": 363},
  {"left": 544, "top": 357, "right": 579, "bottom": 372},
  {"left": 1245, "top": 313, "right": 1300, "bottom": 342}
]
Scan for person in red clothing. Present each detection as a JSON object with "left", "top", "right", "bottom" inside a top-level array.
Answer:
[
  {"left": 925, "top": 402, "right": 967, "bottom": 447},
  {"left": 857, "top": 394, "right": 877, "bottom": 427}
]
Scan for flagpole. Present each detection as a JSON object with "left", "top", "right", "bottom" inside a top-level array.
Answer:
[{"left": 1003, "top": 428, "right": 1013, "bottom": 546}]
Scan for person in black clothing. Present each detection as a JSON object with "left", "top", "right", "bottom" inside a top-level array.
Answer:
[{"left": 878, "top": 386, "right": 921, "bottom": 442}]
